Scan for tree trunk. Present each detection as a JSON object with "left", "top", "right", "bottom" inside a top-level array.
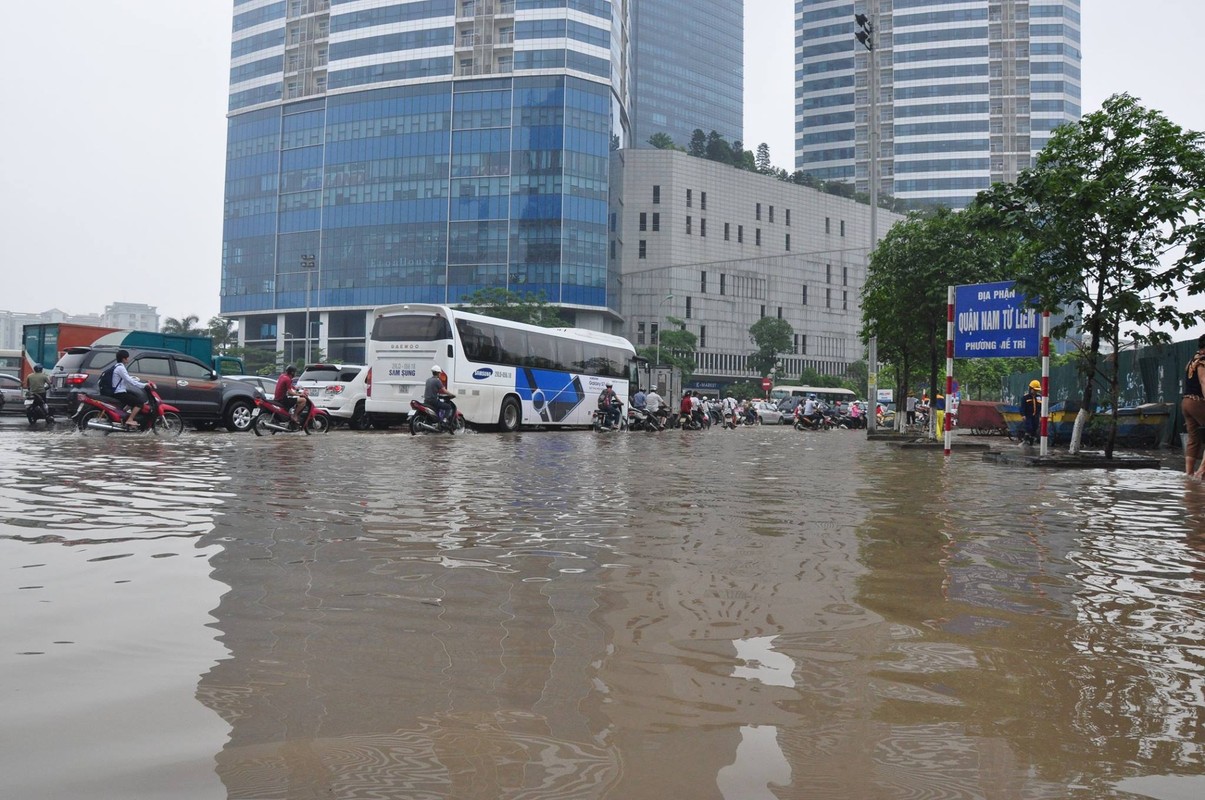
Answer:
[
  {"left": 1104, "top": 327, "right": 1121, "bottom": 460},
  {"left": 929, "top": 322, "right": 941, "bottom": 440},
  {"left": 1071, "top": 279, "right": 1108, "bottom": 455}
]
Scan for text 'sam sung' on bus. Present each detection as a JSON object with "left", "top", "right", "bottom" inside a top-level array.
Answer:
[{"left": 365, "top": 304, "right": 639, "bottom": 430}]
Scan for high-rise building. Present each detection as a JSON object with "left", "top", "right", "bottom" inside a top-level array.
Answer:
[
  {"left": 222, "top": 0, "right": 632, "bottom": 361},
  {"left": 795, "top": 0, "right": 1082, "bottom": 209},
  {"left": 630, "top": 1, "right": 743, "bottom": 150}
]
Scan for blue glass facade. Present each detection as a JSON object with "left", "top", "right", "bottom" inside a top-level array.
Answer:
[
  {"left": 222, "top": 0, "right": 628, "bottom": 333},
  {"left": 795, "top": 0, "right": 1082, "bottom": 208},
  {"left": 631, "top": 1, "right": 743, "bottom": 149}
]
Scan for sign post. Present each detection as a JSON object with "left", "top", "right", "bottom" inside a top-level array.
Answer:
[
  {"left": 761, "top": 376, "right": 772, "bottom": 398},
  {"left": 950, "top": 280, "right": 1043, "bottom": 457}
]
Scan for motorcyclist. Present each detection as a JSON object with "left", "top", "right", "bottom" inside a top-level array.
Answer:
[
  {"left": 722, "top": 393, "right": 739, "bottom": 427},
  {"left": 424, "top": 364, "right": 454, "bottom": 421},
  {"left": 800, "top": 395, "right": 820, "bottom": 428},
  {"left": 598, "top": 381, "right": 622, "bottom": 429},
  {"left": 274, "top": 364, "right": 309, "bottom": 424},
  {"left": 112, "top": 350, "right": 150, "bottom": 429},
  {"left": 23, "top": 364, "right": 53, "bottom": 421},
  {"left": 644, "top": 384, "right": 666, "bottom": 429}
]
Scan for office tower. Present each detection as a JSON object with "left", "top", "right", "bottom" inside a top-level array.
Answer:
[
  {"left": 222, "top": 0, "right": 631, "bottom": 359},
  {"left": 630, "top": 1, "right": 744, "bottom": 150},
  {"left": 795, "top": 0, "right": 1082, "bottom": 209}
]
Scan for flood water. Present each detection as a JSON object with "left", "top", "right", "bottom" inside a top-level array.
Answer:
[{"left": 2, "top": 420, "right": 1204, "bottom": 800}]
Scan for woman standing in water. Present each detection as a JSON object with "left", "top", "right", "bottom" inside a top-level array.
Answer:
[{"left": 1184, "top": 333, "right": 1205, "bottom": 479}]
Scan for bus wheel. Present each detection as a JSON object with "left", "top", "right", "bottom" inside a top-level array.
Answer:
[{"left": 498, "top": 397, "right": 521, "bottom": 432}]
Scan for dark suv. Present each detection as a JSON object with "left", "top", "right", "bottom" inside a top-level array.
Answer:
[{"left": 46, "top": 346, "right": 258, "bottom": 432}]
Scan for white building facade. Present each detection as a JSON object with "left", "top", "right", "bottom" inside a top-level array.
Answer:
[{"left": 611, "top": 149, "right": 902, "bottom": 387}]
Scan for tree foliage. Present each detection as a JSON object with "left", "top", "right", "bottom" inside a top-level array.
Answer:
[
  {"left": 647, "top": 132, "right": 679, "bottom": 150},
  {"left": 979, "top": 93, "right": 1205, "bottom": 455},
  {"left": 748, "top": 317, "right": 794, "bottom": 377},
  {"left": 638, "top": 315, "right": 697, "bottom": 382},
  {"left": 459, "top": 288, "right": 566, "bottom": 328},
  {"left": 206, "top": 316, "right": 237, "bottom": 354},
  {"left": 162, "top": 314, "right": 202, "bottom": 336}
]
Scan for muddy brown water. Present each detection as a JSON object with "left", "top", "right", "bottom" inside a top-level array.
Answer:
[{"left": 2, "top": 421, "right": 1203, "bottom": 800}]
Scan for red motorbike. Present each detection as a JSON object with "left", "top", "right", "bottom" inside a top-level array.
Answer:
[
  {"left": 408, "top": 397, "right": 465, "bottom": 435},
  {"left": 73, "top": 383, "right": 185, "bottom": 437},
  {"left": 251, "top": 392, "right": 330, "bottom": 435}
]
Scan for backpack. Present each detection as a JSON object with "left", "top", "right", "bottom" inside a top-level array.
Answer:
[{"left": 98, "top": 362, "right": 119, "bottom": 397}]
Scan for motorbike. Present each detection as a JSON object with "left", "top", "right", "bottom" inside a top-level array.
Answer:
[
  {"left": 793, "top": 410, "right": 832, "bottom": 431},
  {"left": 592, "top": 399, "right": 626, "bottom": 432},
  {"left": 409, "top": 397, "right": 466, "bottom": 435},
  {"left": 74, "top": 383, "right": 184, "bottom": 437},
  {"left": 627, "top": 405, "right": 662, "bottom": 432},
  {"left": 678, "top": 407, "right": 706, "bottom": 431},
  {"left": 252, "top": 392, "right": 331, "bottom": 435},
  {"left": 25, "top": 391, "right": 55, "bottom": 426}
]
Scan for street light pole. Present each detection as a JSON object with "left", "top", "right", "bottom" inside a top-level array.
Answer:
[
  {"left": 856, "top": 10, "right": 879, "bottom": 433},
  {"left": 301, "top": 254, "right": 316, "bottom": 364},
  {"left": 655, "top": 293, "right": 674, "bottom": 367}
]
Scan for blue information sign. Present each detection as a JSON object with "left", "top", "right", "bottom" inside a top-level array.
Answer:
[{"left": 953, "top": 281, "right": 1040, "bottom": 358}]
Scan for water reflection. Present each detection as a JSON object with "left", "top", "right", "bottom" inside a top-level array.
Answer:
[{"left": 2, "top": 424, "right": 1203, "bottom": 798}]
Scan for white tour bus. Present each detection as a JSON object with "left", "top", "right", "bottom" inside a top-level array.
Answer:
[
  {"left": 365, "top": 304, "right": 638, "bottom": 430},
  {"left": 770, "top": 384, "right": 857, "bottom": 407}
]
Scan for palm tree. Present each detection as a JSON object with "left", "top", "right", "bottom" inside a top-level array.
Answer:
[{"left": 162, "top": 314, "right": 202, "bottom": 336}]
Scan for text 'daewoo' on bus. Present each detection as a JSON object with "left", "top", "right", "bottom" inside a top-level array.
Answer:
[{"left": 365, "top": 304, "right": 638, "bottom": 430}]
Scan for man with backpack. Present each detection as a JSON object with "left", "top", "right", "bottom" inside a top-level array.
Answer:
[{"left": 105, "top": 350, "right": 149, "bottom": 429}]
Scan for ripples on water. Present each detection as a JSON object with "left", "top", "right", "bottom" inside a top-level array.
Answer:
[{"left": 1, "top": 424, "right": 1203, "bottom": 799}]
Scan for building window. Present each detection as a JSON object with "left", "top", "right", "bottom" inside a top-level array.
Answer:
[
  {"left": 652, "top": 212, "right": 660, "bottom": 231},
  {"left": 686, "top": 216, "right": 692, "bottom": 234},
  {"left": 651, "top": 322, "right": 659, "bottom": 345},
  {"left": 609, "top": 240, "right": 615, "bottom": 259},
  {"left": 826, "top": 264, "right": 832, "bottom": 283},
  {"left": 802, "top": 284, "right": 808, "bottom": 305},
  {"left": 685, "top": 296, "right": 692, "bottom": 319},
  {"left": 653, "top": 185, "right": 660, "bottom": 204},
  {"left": 686, "top": 189, "right": 692, "bottom": 207},
  {"left": 786, "top": 209, "right": 791, "bottom": 226},
  {"left": 701, "top": 271, "right": 707, "bottom": 292},
  {"left": 843, "top": 266, "right": 848, "bottom": 286},
  {"left": 724, "top": 222, "right": 730, "bottom": 240},
  {"left": 720, "top": 274, "right": 726, "bottom": 295},
  {"left": 769, "top": 206, "right": 775, "bottom": 223},
  {"left": 639, "top": 240, "right": 647, "bottom": 259},
  {"left": 701, "top": 191, "right": 707, "bottom": 210},
  {"left": 610, "top": 212, "right": 616, "bottom": 232},
  {"left": 826, "top": 287, "right": 832, "bottom": 308},
  {"left": 637, "top": 322, "right": 645, "bottom": 345},
  {"left": 755, "top": 228, "right": 761, "bottom": 246},
  {"left": 738, "top": 225, "right": 744, "bottom": 243},
  {"left": 699, "top": 325, "right": 706, "bottom": 348},
  {"left": 793, "top": 334, "right": 799, "bottom": 354},
  {"left": 785, "top": 233, "right": 791, "bottom": 251},
  {"left": 760, "top": 304, "right": 766, "bottom": 318},
  {"left": 801, "top": 334, "right": 808, "bottom": 354},
  {"left": 756, "top": 202, "right": 761, "bottom": 221},
  {"left": 840, "top": 220, "right": 846, "bottom": 237},
  {"left": 639, "top": 212, "right": 647, "bottom": 231},
  {"left": 825, "top": 217, "right": 831, "bottom": 234},
  {"left": 843, "top": 291, "right": 848, "bottom": 311},
  {"left": 700, "top": 218, "right": 706, "bottom": 237},
  {"left": 777, "top": 306, "right": 782, "bottom": 319}
]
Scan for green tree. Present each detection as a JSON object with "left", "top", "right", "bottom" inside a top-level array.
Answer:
[
  {"left": 687, "top": 129, "right": 707, "bottom": 158},
  {"left": 705, "top": 130, "right": 734, "bottom": 164},
  {"left": 755, "top": 142, "right": 772, "bottom": 173},
  {"left": 460, "top": 288, "right": 565, "bottom": 327},
  {"left": 647, "top": 132, "right": 677, "bottom": 150},
  {"left": 980, "top": 93, "right": 1205, "bottom": 455},
  {"left": 748, "top": 317, "right": 794, "bottom": 377},
  {"left": 637, "top": 315, "right": 697, "bottom": 382},
  {"left": 162, "top": 314, "right": 202, "bottom": 336},
  {"left": 206, "top": 316, "right": 237, "bottom": 354}
]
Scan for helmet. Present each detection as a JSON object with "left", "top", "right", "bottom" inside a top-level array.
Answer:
[
  {"left": 1029, "top": 380, "right": 1041, "bottom": 390},
  {"left": 605, "top": 381, "right": 613, "bottom": 387},
  {"left": 33, "top": 364, "right": 43, "bottom": 372},
  {"left": 650, "top": 384, "right": 657, "bottom": 391},
  {"left": 284, "top": 364, "right": 297, "bottom": 375},
  {"left": 431, "top": 365, "right": 442, "bottom": 373}
]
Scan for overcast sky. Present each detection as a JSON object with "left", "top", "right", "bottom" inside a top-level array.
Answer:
[{"left": 2, "top": 0, "right": 1203, "bottom": 337}]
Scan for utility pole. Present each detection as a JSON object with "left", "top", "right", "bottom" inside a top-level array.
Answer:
[
  {"left": 301, "top": 253, "right": 316, "bottom": 364},
  {"left": 856, "top": 9, "right": 879, "bottom": 432}
]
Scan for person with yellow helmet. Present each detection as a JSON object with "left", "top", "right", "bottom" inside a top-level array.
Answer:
[{"left": 1021, "top": 379, "right": 1042, "bottom": 445}]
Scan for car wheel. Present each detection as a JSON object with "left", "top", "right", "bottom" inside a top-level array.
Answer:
[
  {"left": 348, "top": 401, "right": 367, "bottom": 430},
  {"left": 498, "top": 396, "right": 521, "bottom": 432},
  {"left": 224, "top": 399, "right": 254, "bottom": 432}
]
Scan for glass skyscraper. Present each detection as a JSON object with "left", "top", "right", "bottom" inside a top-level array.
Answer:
[
  {"left": 795, "top": 0, "right": 1081, "bottom": 209},
  {"left": 222, "top": 0, "right": 631, "bottom": 358},
  {"left": 630, "top": 1, "right": 743, "bottom": 149}
]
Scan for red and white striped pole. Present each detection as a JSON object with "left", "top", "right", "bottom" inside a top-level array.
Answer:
[
  {"left": 945, "top": 286, "right": 954, "bottom": 457},
  {"left": 1040, "top": 310, "right": 1050, "bottom": 457}
]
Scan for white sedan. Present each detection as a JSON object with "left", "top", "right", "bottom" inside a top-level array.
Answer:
[{"left": 753, "top": 401, "right": 786, "bottom": 425}]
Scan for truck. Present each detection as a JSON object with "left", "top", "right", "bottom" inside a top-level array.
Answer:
[{"left": 21, "top": 323, "right": 243, "bottom": 379}]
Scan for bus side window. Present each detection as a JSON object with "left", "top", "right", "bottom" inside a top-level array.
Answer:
[{"left": 558, "top": 339, "right": 585, "bottom": 374}]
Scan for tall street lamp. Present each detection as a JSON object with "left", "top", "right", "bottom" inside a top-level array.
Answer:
[
  {"left": 301, "top": 254, "right": 316, "bottom": 364},
  {"left": 856, "top": 10, "right": 879, "bottom": 433},
  {"left": 655, "top": 294, "right": 674, "bottom": 367}
]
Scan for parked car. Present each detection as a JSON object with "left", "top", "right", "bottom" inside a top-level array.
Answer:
[
  {"left": 302, "top": 364, "right": 371, "bottom": 429},
  {"left": 753, "top": 401, "right": 785, "bottom": 425},
  {"left": 45, "top": 346, "right": 259, "bottom": 432},
  {"left": 226, "top": 374, "right": 278, "bottom": 399},
  {"left": 0, "top": 373, "right": 24, "bottom": 413}
]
